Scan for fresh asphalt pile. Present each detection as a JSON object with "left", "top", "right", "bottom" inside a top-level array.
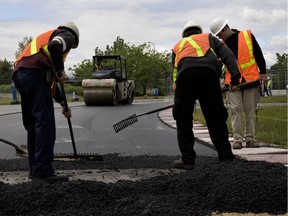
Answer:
[{"left": 0, "top": 154, "right": 287, "bottom": 216}]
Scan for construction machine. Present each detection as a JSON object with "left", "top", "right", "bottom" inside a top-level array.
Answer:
[{"left": 82, "top": 55, "right": 135, "bottom": 106}]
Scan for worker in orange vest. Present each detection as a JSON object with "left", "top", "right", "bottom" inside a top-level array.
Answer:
[
  {"left": 12, "top": 22, "right": 79, "bottom": 184},
  {"left": 210, "top": 18, "right": 267, "bottom": 149},
  {"left": 171, "top": 21, "right": 241, "bottom": 170}
]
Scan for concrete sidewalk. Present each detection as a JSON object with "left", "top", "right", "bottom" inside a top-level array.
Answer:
[{"left": 158, "top": 108, "right": 287, "bottom": 165}]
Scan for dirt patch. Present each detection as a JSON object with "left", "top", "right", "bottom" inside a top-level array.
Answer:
[{"left": 0, "top": 154, "right": 287, "bottom": 216}]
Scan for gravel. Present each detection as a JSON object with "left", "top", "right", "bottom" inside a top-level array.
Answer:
[{"left": 0, "top": 154, "right": 287, "bottom": 216}]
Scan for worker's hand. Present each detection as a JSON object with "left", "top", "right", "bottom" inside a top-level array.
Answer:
[
  {"left": 62, "top": 106, "right": 72, "bottom": 118},
  {"left": 172, "top": 83, "right": 176, "bottom": 91},
  {"left": 260, "top": 74, "right": 268, "bottom": 81},
  {"left": 56, "top": 70, "right": 68, "bottom": 84},
  {"left": 229, "top": 85, "right": 238, "bottom": 92}
]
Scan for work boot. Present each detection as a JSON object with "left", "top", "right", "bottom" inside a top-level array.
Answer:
[
  {"left": 246, "top": 140, "right": 260, "bottom": 148},
  {"left": 172, "top": 159, "right": 195, "bottom": 170},
  {"left": 32, "top": 174, "right": 69, "bottom": 184},
  {"left": 232, "top": 141, "right": 242, "bottom": 149}
]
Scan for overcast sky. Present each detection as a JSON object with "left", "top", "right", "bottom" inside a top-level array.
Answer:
[{"left": 0, "top": 0, "right": 287, "bottom": 74}]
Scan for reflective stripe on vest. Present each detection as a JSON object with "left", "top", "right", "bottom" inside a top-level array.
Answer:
[
  {"left": 172, "top": 33, "right": 211, "bottom": 82},
  {"left": 225, "top": 30, "right": 259, "bottom": 84},
  {"left": 239, "top": 30, "right": 256, "bottom": 70},
  {"left": 15, "top": 29, "right": 55, "bottom": 62},
  {"left": 15, "top": 29, "right": 70, "bottom": 96},
  {"left": 16, "top": 29, "right": 70, "bottom": 63}
]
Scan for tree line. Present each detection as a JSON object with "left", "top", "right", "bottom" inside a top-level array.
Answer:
[{"left": 0, "top": 36, "right": 287, "bottom": 95}]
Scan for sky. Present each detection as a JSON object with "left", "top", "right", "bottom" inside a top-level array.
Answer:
[{"left": 0, "top": 0, "right": 287, "bottom": 75}]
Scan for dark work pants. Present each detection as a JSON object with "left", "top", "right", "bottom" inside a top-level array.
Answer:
[
  {"left": 13, "top": 68, "right": 55, "bottom": 177},
  {"left": 173, "top": 68, "right": 233, "bottom": 165}
]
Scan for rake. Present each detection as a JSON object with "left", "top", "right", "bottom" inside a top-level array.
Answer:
[
  {"left": 113, "top": 80, "right": 262, "bottom": 133},
  {"left": 113, "top": 104, "right": 174, "bottom": 133}
]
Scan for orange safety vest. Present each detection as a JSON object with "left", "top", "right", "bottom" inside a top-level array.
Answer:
[
  {"left": 172, "top": 33, "right": 211, "bottom": 82},
  {"left": 15, "top": 29, "right": 70, "bottom": 95},
  {"left": 225, "top": 30, "right": 259, "bottom": 85},
  {"left": 16, "top": 29, "right": 55, "bottom": 63}
]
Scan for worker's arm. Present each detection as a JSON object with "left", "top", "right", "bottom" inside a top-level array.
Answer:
[
  {"left": 211, "top": 34, "right": 241, "bottom": 86},
  {"left": 53, "top": 84, "right": 71, "bottom": 118},
  {"left": 48, "top": 29, "right": 75, "bottom": 82},
  {"left": 251, "top": 33, "right": 266, "bottom": 75}
]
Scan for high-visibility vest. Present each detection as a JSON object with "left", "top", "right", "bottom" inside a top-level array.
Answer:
[
  {"left": 15, "top": 29, "right": 70, "bottom": 63},
  {"left": 15, "top": 29, "right": 70, "bottom": 95},
  {"left": 225, "top": 30, "right": 259, "bottom": 84},
  {"left": 172, "top": 33, "right": 211, "bottom": 83},
  {"left": 16, "top": 29, "right": 55, "bottom": 62}
]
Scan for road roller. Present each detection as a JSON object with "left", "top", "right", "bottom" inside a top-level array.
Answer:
[{"left": 82, "top": 55, "right": 135, "bottom": 106}]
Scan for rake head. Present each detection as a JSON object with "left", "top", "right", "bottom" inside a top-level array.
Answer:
[{"left": 113, "top": 114, "right": 138, "bottom": 133}]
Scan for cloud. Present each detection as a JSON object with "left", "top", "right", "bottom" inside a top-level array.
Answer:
[
  {"left": 270, "top": 36, "right": 288, "bottom": 52},
  {"left": 0, "top": 0, "right": 287, "bottom": 70},
  {"left": 241, "top": 6, "right": 287, "bottom": 25}
]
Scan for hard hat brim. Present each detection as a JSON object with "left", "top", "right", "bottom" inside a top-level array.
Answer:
[{"left": 213, "top": 19, "right": 229, "bottom": 35}]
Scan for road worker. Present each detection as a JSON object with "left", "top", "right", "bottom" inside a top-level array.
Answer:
[
  {"left": 210, "top": 18, "right": 267, "bottom": 149},
  {"left": 12, "top": 22, "right": 79, "bottom": 184},
  {"left": 171, "top": 21, "right": 241, "bottom": 170}
]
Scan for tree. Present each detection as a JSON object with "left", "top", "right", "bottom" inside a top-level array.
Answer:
[
  {"left": 72, "top": 36, "right": 171, "bottom": 95},
  {"left": 0, "top": 58, "right": 13, "bottom": 85},
  {"left": 269, "top": 53, "right": 287, "bottom": 89},
  {"left": 14, "top": 36, "right": 33, "bottom": 58},
  {"left": 70, "top": 59, "right": 93, "bottom": 83}
]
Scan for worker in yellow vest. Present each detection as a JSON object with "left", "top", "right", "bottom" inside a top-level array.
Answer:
[
  {"left": 12, "top": 22, "right": 79, "bottom": 184},
  {"left": 267, "top": 77, "right": 272, "bottom": 96},
  {"left": 171, "top": 21, "right": 241, "bottom": 170},
  {"left": 210, "top": 18, "right": 267, "bottom": 149}
]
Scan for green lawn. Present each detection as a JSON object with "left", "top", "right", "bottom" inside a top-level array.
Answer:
[{"left": 193, "top": 96, "right": 287, "bottom": 149}]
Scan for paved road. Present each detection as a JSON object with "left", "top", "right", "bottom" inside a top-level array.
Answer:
[
  {"left": 0, "top": 100, "right": 217, "bottom": 159},
  {"left": 0, "top": 99, "right": 286, "bottom": 165}
]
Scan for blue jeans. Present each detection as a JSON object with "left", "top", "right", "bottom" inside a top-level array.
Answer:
[{"left": 13, "top": 68, "right": 55, "bottom": 177}]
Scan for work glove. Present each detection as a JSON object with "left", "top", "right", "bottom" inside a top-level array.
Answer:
[
  {"left": 56, "top": 70, "right": 68, "bottom": 84},
  {"left": 62, "top": 106, "right": 72, "bottom": 118}
]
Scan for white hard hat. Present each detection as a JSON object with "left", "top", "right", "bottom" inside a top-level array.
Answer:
[
  {"left": 58, "top": 22, "right": 80, "bottom": 48},
  {"left": 182, "top": 21, "right": 203, "bottom": 37},
  {"left": 210, "top": 18, "right": 229, "bottom": 35}
]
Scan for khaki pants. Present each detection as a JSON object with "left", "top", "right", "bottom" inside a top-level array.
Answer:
[{"left": 227, "top": 87, "right": 258, "bottom": 142}]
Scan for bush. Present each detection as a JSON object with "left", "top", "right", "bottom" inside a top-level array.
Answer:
[{"left": 0, "top": 84, "right": 13, "bottom": 93}]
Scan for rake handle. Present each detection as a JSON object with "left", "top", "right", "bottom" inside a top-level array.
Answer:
[
  {"left": 60, "top": 83, "right": 78, "bottom": 157},
  {"left": 221, "top": 80, "right": 261, "bottom": 92},
  {"left": 136, "top": 104, "right": 174, "bottom": 117}
]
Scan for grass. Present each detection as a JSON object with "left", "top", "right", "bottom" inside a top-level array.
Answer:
[
  {"left": 0, "top": 97, "right": 16, "bottom": 105},
  {"left": 193, "top": 95, "right": 287, "bottom": 149}
]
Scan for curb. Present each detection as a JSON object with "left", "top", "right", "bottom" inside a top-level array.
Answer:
[{"left": 158, "top": 108, "right": 287, "bottom": 165}]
